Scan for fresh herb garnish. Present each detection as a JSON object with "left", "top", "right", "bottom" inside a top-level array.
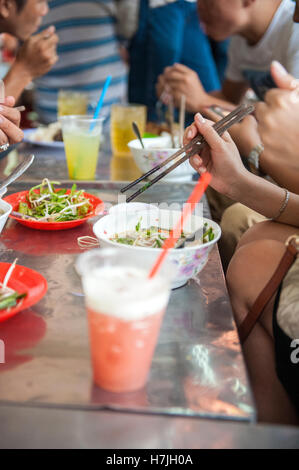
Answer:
[
  {"left": 135, "top": 217, "right": 142, "bottom": 232},
  {"left": 17, "top": 178, "right": 92, "bottom": 222}
]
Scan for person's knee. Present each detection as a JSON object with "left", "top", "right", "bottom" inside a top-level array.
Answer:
[
  {"left": 238, "top": 220, "right": 298, "bottom": 249},
  {"left": 226, "top": 239, "right": 286, "bottom": 326},
  {"left": 221, "top": 203, "right": 249, "bottom": 241}
]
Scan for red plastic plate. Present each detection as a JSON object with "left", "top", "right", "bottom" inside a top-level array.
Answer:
[
  {"left": 4, "top": 190, "right": 104, "bottom": 230},
  {"left": 0, "top": 263, "right": 48, "bottom": 322}
]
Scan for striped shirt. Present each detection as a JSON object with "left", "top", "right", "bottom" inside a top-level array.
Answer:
[{"left": 34, "top": 0, "right": 127, "bottom": 123}]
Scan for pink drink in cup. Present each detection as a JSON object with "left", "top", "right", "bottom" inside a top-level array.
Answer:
[{"left": 76, "top": 249, "right": 171, "bottom": 393}]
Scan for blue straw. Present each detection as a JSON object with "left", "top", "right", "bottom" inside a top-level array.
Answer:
[{"left": 89, "top": 75, "right": 112, "bottom": 131}]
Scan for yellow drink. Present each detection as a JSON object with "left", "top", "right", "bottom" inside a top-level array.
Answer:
[
  {"left": 60, "top": 115, "right": 103, "bottom": 180},
  {"left": 63, "top": 132, "right": 101, "bottom": 180},
  {"left": 58, "top": 90, "right": 88, "bottom": 117},
  {"left": 110, "top": 154, "right": 142, "bottom": 181},
  {"left": 111, "top": 104, "right": 146, "bottom": 157}
]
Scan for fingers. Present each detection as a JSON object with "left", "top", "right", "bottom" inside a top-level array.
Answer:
[
  {"left": 0, "top": 105, "right": 21, "bottom": 126},
  {"left": 2, "top": 96, "right": 15, "bottom": 107},
  {"left": 0, "top": 114, "right": 23, "bottom": 144},
  {"left": 192, "top": 113, "right": 226, "bottom": 151},
  {"left": 270, "top": 61, "right": 298, "bottom": 91},
  {"left": 190, "top": 155, "right": 206, "bottom": 173},
  {"left": 164, "top": 69, "right": 185, "bottom": 82},
  {"left": 172, "top": 63, "right": 192, "bottom": 74},
  {"left": 39, "top": 25, "right": 56, "bottom": 40},
  {"left": 203, "top": 107, "right": 222, "bottom": 122},
  {"left": 183, "top": 123, "right": 198, "bottom": 146}
]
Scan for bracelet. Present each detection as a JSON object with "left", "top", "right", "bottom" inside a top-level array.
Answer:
[{"left": 271, "top": 189, "right": 290, "bottom": 221}]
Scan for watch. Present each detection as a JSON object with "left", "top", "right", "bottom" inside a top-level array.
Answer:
[{"left": 248, "top": 143, "right": 264, "bottom": 174}]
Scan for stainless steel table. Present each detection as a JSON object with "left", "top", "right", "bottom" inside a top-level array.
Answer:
[{"left": 0, "top": 143, "right": 297, "bottom": 448}]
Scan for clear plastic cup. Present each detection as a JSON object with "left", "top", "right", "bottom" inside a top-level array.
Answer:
[
  {"left": 57, "top": 90, "right": 88, "bottom": 117},
  {"left": 76, "top": 248, "right": 172, "bottom": 392},
  {"left": 110, "top": 104, "right": 147, "bottom": 157},
  {"left": 60, "top": 115, "right": 104, "bottom": 180}
]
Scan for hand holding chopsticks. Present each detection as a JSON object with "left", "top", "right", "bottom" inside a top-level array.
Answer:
[{"left": 121, "top": 104, "right": 255, "bottom": 202}]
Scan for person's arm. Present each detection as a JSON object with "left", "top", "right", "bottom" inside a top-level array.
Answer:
[
  {"left": 3, "top": 27, "right": 58, "bottom": 101},
  {"left": 184, "top": 113, "right": 299, "bottom": 228},
  {"left": 217, "top": 78, "right": 249, "bottom": 104},
  {"left": 255, "top": 62, "right": 299, "bottom": 193},
  {"left": 228, "top": 170, "right": 299, "bottom": 226}
]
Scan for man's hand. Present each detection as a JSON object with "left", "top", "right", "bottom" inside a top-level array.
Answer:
[
  {"left": 254, "top": 61, "right": 299, "bottom": 192},
  {"left": 256, "top": 62, "right": 299, "bottom": 164},
  {"left": 15, "top": 26, "right": 59, "bottom": 81},
  {"left": 156, "top": 63, "right": 208, "bottom": 113}
]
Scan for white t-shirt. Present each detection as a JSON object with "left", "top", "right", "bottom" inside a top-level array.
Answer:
[{"left": 226, "top": 0, "right": 299, "bottom": 84}]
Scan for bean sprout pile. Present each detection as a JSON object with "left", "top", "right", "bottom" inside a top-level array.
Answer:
[
  {"left": 0, "top": 259, "right": 26, "bottom": 310},
  {"left": 17, "top": 179, "right": 92, "bottom": 222}
]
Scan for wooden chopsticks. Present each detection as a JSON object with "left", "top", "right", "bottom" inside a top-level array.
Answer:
[{"left": 121, "top": 104, "right": 255, "bottom": 203}]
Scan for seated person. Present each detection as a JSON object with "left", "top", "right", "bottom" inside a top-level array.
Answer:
[
  {"left": 127, "top": 0, "right": 226, "bottom": 123},
  {"left": 33, "top": 0, "right": 127, "bottom": 123},
  {"left": 157, "top": 0, "right": 299, "bottom": 113},
  {"left": 1, "top": 0, "right": 58, "bottom": 102},
  {"left": 183, "top": 86, "right": 299, "bottom": 424},
  {"left": 0, "top": 0, "right": 55, "bottom": 147},
  {"left": 211, "top": 61, "right": 299, "bottom": 268}
]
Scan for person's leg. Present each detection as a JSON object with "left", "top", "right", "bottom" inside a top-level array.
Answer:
[
  {"left": 220, "top": 203, "right": 266, "bottom": 272},
  {"left": 227, "top": 239, "right": 298, "bottom": 424},
  {"left": 237, "top": 220, "right": 299, "bottom": 250}
]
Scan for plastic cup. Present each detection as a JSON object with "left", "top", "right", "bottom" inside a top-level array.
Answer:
[
  {"left": 76, "top": 248, "right": 172, "bottom": 393},
  {"left": 110, "top": 104, "right": 146, "bottom": 157},
  {"left": 57, "top": 90, "right": 88, "bottom": 117},
  {"left": 60, "top": 115, "right": 104, "bottom": 180}
]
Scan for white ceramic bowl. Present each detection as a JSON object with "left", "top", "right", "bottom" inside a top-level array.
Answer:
[
  {"left": 128, "top": 137, "right": 195, "bottom": 183},
  {"left": 93, "top": 209, "right": 221, "bottom": 289},
  {"left": 0, "top": 198, "right": 12, "bottom": 234}
]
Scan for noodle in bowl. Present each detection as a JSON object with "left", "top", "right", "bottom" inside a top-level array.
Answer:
[{"left": 93, "top": 209, "right": 221, "bottom": 289}]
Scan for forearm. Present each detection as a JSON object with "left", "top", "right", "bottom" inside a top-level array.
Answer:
[
  {"left": 3, "top": 61, "right": 32, "bottom": 101},
  {"left": 228, "top": 171, "right": 299, "bottom": 227},
  {"left": 198, "top": 91, "right": 235, "bottom": 114},
  {"left": 260, "top": 151, "right": 299, "bottom": 195}
]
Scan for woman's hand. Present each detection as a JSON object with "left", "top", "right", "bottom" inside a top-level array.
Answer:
[
  {"left": 184, "top": 113, "right": 247, "bottom": 198},
  {"left": 0, "top": 96, "right": 23, "bottom": 147},
  {"left": 204, "top": 107, "right": 262, "bottom": 158}
]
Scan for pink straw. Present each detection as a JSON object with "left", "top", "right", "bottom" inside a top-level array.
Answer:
[{"left": 148, "top": 172, "right": 212, "bottom": 279}]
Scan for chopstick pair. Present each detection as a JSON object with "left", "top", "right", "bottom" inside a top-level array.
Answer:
[{"left": 121, "top": 104, "right": 255, "bottom": 203}]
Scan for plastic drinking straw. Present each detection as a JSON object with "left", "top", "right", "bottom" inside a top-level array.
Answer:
[
  {"left": 148, "top": 172, "right": 212, "bottom": 279},
  {"left": 89, "top": 75, "right": 112, "bottom": 131}
]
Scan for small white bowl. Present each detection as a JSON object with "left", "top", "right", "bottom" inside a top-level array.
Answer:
[
  {"left": 108, "top": 202, "right": 158, "bottom": 216},
  {"left": 93, "top": 209, "right": 221, "bottom": 289},
  {"left": 128, "top": 137, "right": 195, "bottom": 183},
  {"left": 0, "top": 198, "right": 12, "bottom": 234}
]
